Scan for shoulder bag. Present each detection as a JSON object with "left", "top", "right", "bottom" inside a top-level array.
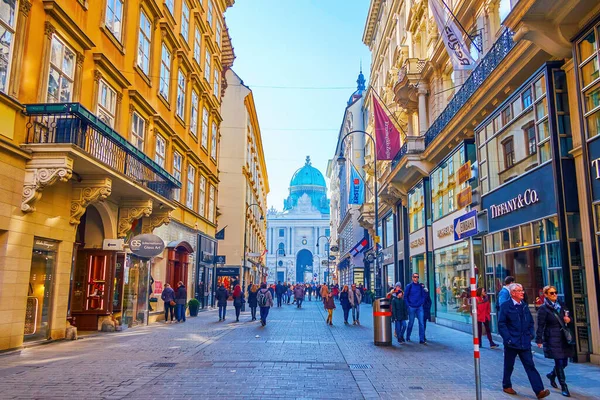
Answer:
[{"left": 547, "top": 305, "right": 575, "bottom": 345}]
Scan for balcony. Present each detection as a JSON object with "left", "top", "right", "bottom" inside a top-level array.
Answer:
[
  {"left": 24, "top": 103, "right": 181, "bottom": 201},
  {"left": 393, "top": 58, "right": 427, "bottom": 108}
]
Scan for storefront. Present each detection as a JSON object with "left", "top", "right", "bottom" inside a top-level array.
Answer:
[
  {"left": 477, "top": 63, "right": 589, "bottom": 358},
  {"left": 408, "top": 180, "right": 431, "bottom": 289},
  {"left": 216, "top": 267, "right": 241, "bottom": 293},
  {"left": 196, "top": 234, "right": 217, "bottom": 308}
]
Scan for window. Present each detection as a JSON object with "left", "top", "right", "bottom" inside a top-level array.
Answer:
[
  {"left": 159, "top": 43, "right": 171, "bottom": 100},
  {"left": 131, "top": 112, "right": 145, "bottom": 151},
  {"left": 173, "top": 151, "right": 182, "bottom": 201},
  {"left": 194, "top": 27, "right": 201, "bottom": 64},
  {"left": 215, "top": 21, "right": 222, "bottom": 48},
  {"left": 213, "top": 69, "right": 219, "bottom": 97},
  {"left": 579, "top": 25, "right": 600, "bottom": 138},
  {"left": 279, "top": 228, "right": 285, "bottom": 237},
  {"left": 278, "top": 242, "right": 285, "bottom": 254},
  {"left": 204, "top": 49, "right": 211, "bottom": 81},
  {"left": 47, "top": 36, "right": 75, "bottom": 102},
  {"left": 325, "top": 228, "right": 330, "bottom": 237},
  {"left": 105, "top": 0, "right": 123, "bottom": 41},
  {"left": 181, "top": 1, "right": 190, "bottom": 41},
  {"left": 186, "top": 164, "right": 195, "bottom": 209},
  {"left": 97, "top": 80, "right": 117, "bottom": 128},
  {"left": 524, "top": 122, "right": 536, "bottom": 155},
  {"left": 198, "top": 175, "right": 206, "bottom": 217},
  {"left": 137, "top": 10, "right": 151, "bottom": 75},
  {"left": 210, "top": 121, "right": 217, "bottom": 158},
  {"left": 201, "top": 107, "right": 209, "bottom": 148},
  {"left": 502, "top": 137, "right": 515, "bottom": 169},
  {"left": 190, "top": 90, "right": 199, "bottom": 136},
  {"left": 408, "top": 184, "right": 425, "bottom": 233},
  {"left": 208, "top": 185, "right": 215, "bottom": 222},
  {"left": 0, "top": 0, "right": 17, "bottom": 93},
  {"left": 501, "top": 106, "right": 512, "bottom": 126},
  {"left": 176, "top": 69, "right": 185, "bottom": 118},
  {"left": 523, "top": 88, "right": 533, "bottom": 108},
  {"left": 207, "top": 0, "right": 213, "bottom": 28},
  {"left": 165, "top": 0, "right": 174, "bottom": 15},
  {"left": 155, "top": 135, "right": 166, "bottom": 168}
]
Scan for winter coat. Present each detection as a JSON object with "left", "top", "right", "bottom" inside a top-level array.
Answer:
[
  {"left": 476, "top": 296, "right": 492, "bottom": 322},
  {"left": 324, "top": 296, "right": 336, "bottom": 310},
  {"left": 320, "top": 285, "right": 329, "bottom": 299},
  {"left": 276, "top": 284, "right": 286, "bottom": 295},
  {"left": 215, "top": 287, "right": 229, "bottom": 307},
  {"left": 248, "top": 290, "right": 258, "bottom": 308},
  {"left": 233, "top": 291, "right": 245, "bottom": 308},
  {"left": 175, "top": 285, "right": 187, "bottom": 305},
  {"left": 498, "top": 300, "right": 535, "bottom": 350},
  {"left": 258, "top": 288, "right": 274, "bottom": 307},
  {"left": 391, "top": 296, "right": 409, "bottom": 321},
  {"left": 339, "top": 291, "right": 351, "bottom": 310},
  {"left": 161, "top": 287, "right": 175, "bottom": 303},
  {"left": 423, "top": 290, "right": 432, "bottom": 319},
  {"left": 405, "top": 282, "right": 427, "bottom": 308},
  {"left": 294, "top": 285, "right": 305, "bottom": 299},
  {"left": 348, "top": 288, "right": 362, "bottom": 307},
  {"left": 536, "top": 302, "right": 575, "bottom": 360}
]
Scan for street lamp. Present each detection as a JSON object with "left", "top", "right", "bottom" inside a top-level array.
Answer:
[
  {"left": 337, "top": 130, "right": 379, "bottom": 293},
  {"left": 316, "top": 235, "right": 331, "bottom": 285},
  {"left": 243, "top": 203, "right": 264, "bottom": 285}
]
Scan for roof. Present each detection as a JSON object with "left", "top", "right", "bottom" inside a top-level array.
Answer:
[{"left": 290, "top": 156, "right": 326, "bottom": 189}]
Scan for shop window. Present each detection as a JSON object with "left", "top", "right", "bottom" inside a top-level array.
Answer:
[
  {"left": 137, "top": 10, "right": 151, "bottom": 75},
  {"left": 434, "top": 241, "right": 471, "bottom": 324},
  {"left": 47, "top": 36, "right": 75, "bottom": 103},
  {"left": 521, "top": 223, "right": 532, "bottom": 246},
  {"left": 546, "top": 216, "right": 560, "bottom": 242},
  {"left": 502, "top": 137, "right": 515, "bottom": 169},
  {"left": 534, "top": 219, "right": 545, "bottom": 244},
  {"left": 510, "top": 226, "right": 520, "bottom": 248}
]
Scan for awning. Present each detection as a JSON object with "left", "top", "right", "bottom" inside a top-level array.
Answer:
[
  {"left": 166, "top": 240, "right": 194, "bottom": 253},
  {"left": 338, "top": 258, "right": 350, "bottom": 270}
]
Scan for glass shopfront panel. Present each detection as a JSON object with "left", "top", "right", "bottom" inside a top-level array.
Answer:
[
  {"left": 408, "top": 183, "right": 426, "bottom": 233},
  {"left": 122, "top": 255, "right": 150, "bottom": 327},
  {"left": 410, "top": 253, "right": 426, "bottom": 287},
  {"left": 434, "top": 242, "right": 472, "bottom": 324}
]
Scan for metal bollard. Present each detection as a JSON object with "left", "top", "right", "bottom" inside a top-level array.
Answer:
[{"left": 372, "top": 298, "right": 392, "bottom": 346}]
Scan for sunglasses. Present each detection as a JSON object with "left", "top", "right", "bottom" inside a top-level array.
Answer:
[{"left": 548, "top": 291, "right": 557, "bottom": 295}]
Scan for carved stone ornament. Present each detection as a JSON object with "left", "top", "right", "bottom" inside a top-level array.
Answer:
[
  {"left": 70, "top": 178, "right": 113, "bottom": 225},
  {"left": 141, "top": 210, "right": 171, "bottom": 234},
  {"left": 117, "top": 200, "right": 153, "bottom": 238},
  {"left": 22, "top": 154, "right": 74, "bottom": 213},
  {"left": 44, "top": 21, "right": 55, "bottom": 37},
  {"left": 20, "top": 0, "right": 32, "bottom": 16}
]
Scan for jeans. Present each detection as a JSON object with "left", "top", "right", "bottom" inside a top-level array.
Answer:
[
  {"left": 218, "top": 305, "right": 227, "bottom": 319},
  {"left": 250, "top": 306, "right": 257, "bottom": 320},
  {"left": 235, "top": 305, "right": 242, "bottom": 320},
  {"left": 164, "top": 302, "right": 175, "bottom": 321},
  {"left": 176, "top": 304, "right": 186, "bottom": 322},
  {"left": 477, "top": 320, "right": 496, "bottom": 345},
  {"left": 394, "top": 320, "right": 407, "bottom": 341},
  {"left": 352, "top": 305, "right": 360, "bottom": 322},
  {"left": 343, "top": 307, "right": 350, "bottom": 322},
  {"left": 503, "top": 347, "right": 544, "bottom": 394},
  {"left": 296, "top": 298, "right": 303, "bottom": 308},
  {"left": 407, "top": 306, "right": 425, "bottom": 342},
  {"left": 277, "top": 294, "right": 283, "bottom": 307},
  {"left": 260, "top": 306, "right": 270, "bottom": 324},
  {"left": 308, "top": 293, "right": 312, "bottom": 301}
]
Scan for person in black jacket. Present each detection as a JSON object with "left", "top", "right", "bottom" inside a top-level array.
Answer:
[
  {"left": 422, "top": 285, "right": 432, "bottom": 342},
  {"left": 536, "top": 285, "right": 574, "bottom": 397},
  {"left": 175, "top": 281, "right": 187, "bottom": 323},
  {"left": 248, "top": 284, "right": 259, "bottom": 321},
  {"left": 215, "top": 284, "right": 229, "bottom": 321},
  {"left": 391, "top": 290, "right": 409, "bottom": 343}
]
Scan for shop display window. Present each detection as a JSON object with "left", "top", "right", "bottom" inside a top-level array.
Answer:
[{"left": 434, "top": 241, "right": 472, "bottom": 324}]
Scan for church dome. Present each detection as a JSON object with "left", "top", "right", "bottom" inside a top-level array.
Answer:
[{"left": 290, "top": 156, "right": 326, "bottom": 189}]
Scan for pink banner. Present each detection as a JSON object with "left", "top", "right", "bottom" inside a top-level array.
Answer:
[{"left": 373, "top": 96, "right": 401, "bottom": 160}]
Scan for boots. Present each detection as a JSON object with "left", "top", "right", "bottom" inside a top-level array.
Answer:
[
  {"left": 555, "top": 367, "right": 570, "bottom": 397},
  {"left": 546, "top": 369, "right": 558, "bottom": 389}
]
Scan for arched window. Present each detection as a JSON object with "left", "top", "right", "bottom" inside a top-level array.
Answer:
[{"left": 278, "top": 242, "right": 285, "bottom": 254}]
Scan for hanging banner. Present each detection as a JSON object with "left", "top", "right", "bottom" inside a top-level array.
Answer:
[
  {"left": 349, "top": 164, "right": 365, "bottom": 205},
  {"left": 373, "top": 96, "right": 402, "bottom": 160},
  {"left": 350, "top": 237, "right": 369, "bottom": 257},
  {"left": 429, "top": 0, "right": 477, "bottom": 70}
]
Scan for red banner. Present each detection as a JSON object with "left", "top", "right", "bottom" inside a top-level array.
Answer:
[{"left": 373, "top": 96, "right": 401, "bottom": 160}]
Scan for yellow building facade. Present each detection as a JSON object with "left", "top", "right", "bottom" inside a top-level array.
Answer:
[
  {"left": 0, "top": 0, "right": 234, "bottom": 351},
  {"left": 217, "top": 69, "right": 269, "bottom": 290}
]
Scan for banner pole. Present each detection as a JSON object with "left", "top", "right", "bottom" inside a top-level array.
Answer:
[{"left": 469, "top": 235, "right": 482, "bottom": 399}]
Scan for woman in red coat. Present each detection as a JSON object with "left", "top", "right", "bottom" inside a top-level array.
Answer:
[{"left": 476, "top": 288, "right": 499, "bottom": 348}]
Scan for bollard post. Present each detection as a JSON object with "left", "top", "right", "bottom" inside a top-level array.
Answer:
[{"left": 469, "top": 236, "right": 482, "bottom": 400}]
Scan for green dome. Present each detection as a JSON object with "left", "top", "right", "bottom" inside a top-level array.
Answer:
[{"left": 290, "top": 156, "right": 326, "bottom": 188}]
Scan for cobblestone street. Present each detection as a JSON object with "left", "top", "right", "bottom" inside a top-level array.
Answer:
[{"left": 1, "top": 300, "right": 599, "bottom": 400}]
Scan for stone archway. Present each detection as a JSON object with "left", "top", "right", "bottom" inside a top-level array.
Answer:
[{"left": 296, "top": 249, "right": 313, "bottom": 284}]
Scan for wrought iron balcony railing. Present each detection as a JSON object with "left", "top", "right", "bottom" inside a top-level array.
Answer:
[{"left": 25, "top": 102, "right": 181, "bottom": 200}]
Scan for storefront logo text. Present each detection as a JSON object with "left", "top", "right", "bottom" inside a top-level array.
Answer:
[
  {"left": 591, "top": 158, "right": 600, "bottom": 179},
  {"left": 437, "top": 225, "right": 454, "bottom": 238},
  {"left": 410, "top": 237, "right": 425, "bottom": 248},
  {"left": 490, "top": 189, "right": 539, "bottom": 219}
]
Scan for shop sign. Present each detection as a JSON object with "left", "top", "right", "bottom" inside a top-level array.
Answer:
[
  {"left": 103, "top": 238, "right": 124, "bottom": 251},
  {"left": 456, "top": 161, "right": 472, "bottom": 185},
  {"left": 490, "top": 189, "right": 539, "bottom": 219},
  {"left": 457, "top": 187, "right": 472, "bottom": 209},
  {"left": 215, "top": 255, "right": 226, "bottom": 264},
  {"left": 588, "top": 137, "right": 600, "bottom": 201},
  {"left": 409, "top": 228, "right": 426, "bottom": 254},
  {"left": 216, "top": 267, "right": 240, "bottom": 276},
  {"left": 33, "top": 238, "right": 58, "bottom": 252},
  {"left": 437, "top": 224, "right": 454, "bottom": 238},
  {"left": 410, "top": 237, "right": 424, "bottom": 248},
  {"left": 432, "top": 210, "right": 464, "bottom": 249},
  {"left": 129, "top": 234, "right": 165, "bottom": 258}
]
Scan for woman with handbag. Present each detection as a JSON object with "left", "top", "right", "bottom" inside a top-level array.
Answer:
[
  {"left": 536, "top": 285, "right": 575, "bottom": 397},
  {"left": 232, "top": 284, "right": 244, "bottom": 322},
  {"left": 161, "top": 283, "right": 176, "bottom": 323}
]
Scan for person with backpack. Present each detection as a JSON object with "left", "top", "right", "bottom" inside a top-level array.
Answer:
[
  {"left": 216, "top": 284, "right": 229, "bottom": 321},
  {"left": 232, "top": 284, "right": 245, "bottom": 322},
  {"left": 257, "top": 282, "right": 273, "bottom": 326}
]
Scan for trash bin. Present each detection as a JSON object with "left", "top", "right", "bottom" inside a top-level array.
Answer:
[{"left": 373, "top": 298, "right": 392, "bottom": 346}]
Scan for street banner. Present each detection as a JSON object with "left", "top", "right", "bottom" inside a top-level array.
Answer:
[
  {"left": 350, "top": 237, "right": 369, "bottom": 257},
  {"left": 429, "top": 0, "right": 477, "bottom": 70},
  {"left": 215, "top": 226, "right": 226, "bottom": 240},
  {"left": 349, "top": 163, "right": 365, "bottom": 205},
  {"left": 373, "top": 96, "right": 401, "bottom": 160}
]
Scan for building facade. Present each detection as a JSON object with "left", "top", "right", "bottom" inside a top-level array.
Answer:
[
  {"left": 217, "top": 69, "right": 269, "bottom": 291},
  {"left": 266, "top": 157, "right": 331, "bottom": 284},
  {"left": 361, "top": 0, "right": 600, "bottom": 363},
  {"left": 0, "top": 0, "right": 233, "bottom": 350}
]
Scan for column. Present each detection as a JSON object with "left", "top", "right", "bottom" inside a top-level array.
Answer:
[
  {"left": 418, "top": 85, "right": 429, "bottom": 136},
  {"left": 407, "top": 110, "right": 416, "bottom": 137},
  {"left": 289, "top": 227, "right": 292, "bottom": 255}
]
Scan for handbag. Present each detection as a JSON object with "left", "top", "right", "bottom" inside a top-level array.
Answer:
[
  {"left": 170, "top": 300, "right": 176, "bottom": 307},
  {"left": 547, "top": 305, "right": 574, "bottom": 345}
]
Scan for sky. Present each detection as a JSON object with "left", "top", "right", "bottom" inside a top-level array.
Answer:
[{"left": 225, "top": 0, "right": 371, "bottom": 211}]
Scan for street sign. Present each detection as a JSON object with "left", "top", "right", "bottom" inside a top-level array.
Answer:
[
  {"left": 328, "top": 255, "right": 336, "bottom": 261},
  {"left": 330, "top": 246, "right": 339, "bottom": 252},
  {"left": 129, "top": 234, "right": 165, "bottom": 258},
  {"left": 454, "top": 209, "right": 478, "bottom": 241},
  {"left": 215, "top": 255, "right": 226, "bottom": 264},
  {"left": 313, "top": 273, "right": 318, "bottom": 277}
]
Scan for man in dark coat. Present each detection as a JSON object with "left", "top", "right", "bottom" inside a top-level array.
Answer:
[
  {"left": 499, "top": 283, "right": 549, "bottom": 399},
  {"left": 215, "top": 284, "right": 229, "bottom": 321},
  {"left": 175, "top": 281, "right": 187, "bottom": 323},
  {"left": 275, "top": 281, "right": 285, "bottom": 307}
]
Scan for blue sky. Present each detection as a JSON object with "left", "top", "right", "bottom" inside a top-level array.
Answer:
[{"left": 225, "top": 0, "right": 371, "bottom": 211}]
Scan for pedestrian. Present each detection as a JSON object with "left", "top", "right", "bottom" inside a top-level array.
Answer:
[
  {"left": 405, "top": 273, "right": 426, "bottom": 343},
  {"left": 275, "top": 281, "right": 285, "bottom": 307},
  {"left": 257, "top": 282, "right": 274, "bottom": 326},
  {"left": 332, "top": 285, "right": 340, "bottom": 300},
  {"left": 340, "top": 285, "right": 351, "bottom": 324},
  {"left": 248, "top": 284, "right": 259, "bottom": 321},
  {"left": 498, "top": 283, "right": 549, "bottom": 399},
  {"left": 324, "top": 292, "right": 336, "bottom": 326},
  {"left": 391, "top": 289, "right": 409, "bottom": 343},
  {"left": 294, "top": 284, "right": 305, "bottom": 308},
  {"left": 320, "top": 283, "right": 329, "bottom": 304},
  {"left": 175, "top": 281, "right": 187, "bottom": 323},
  {"left": 161, "top": 283, "right": 176, "bottom": 323},
  {"left": 476, "top": 287, "right": 499, "bottom": 348},
  {"left": 316, "top": 284, "right": 321, "bottom": 300},
  {"left": 232, "top": 284, "right": 244, "bottom": 322},
  {"left": 348, "top": 283, "right": 362, "bottom": 325},
  {"left": 387, "top": 282, "right": 402, "bottom": 299},
  {"left": 268, "top": 284, "right": 275, "bottom": 300},
  {"left": 307, "top": 284, "right": 313, "bottom": 301},
  {"left": 536, "top": 285, "right": 574, "bottom": 397},
  {"left": 497, "top": 276, "right": 516, "bottom": 311},
  {"left": 423, "top": 285, "right": 432, "bottom": 342},
  {"left": 287, "top": 284, "right": 293, "bottom": 304},
  {"left": 216, "top": 284, "right": 229, "bottom": 321}
]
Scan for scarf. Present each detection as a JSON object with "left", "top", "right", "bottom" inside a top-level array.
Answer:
[{"left": 544, "top": 297, "right": 561, "bottom": 313}]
